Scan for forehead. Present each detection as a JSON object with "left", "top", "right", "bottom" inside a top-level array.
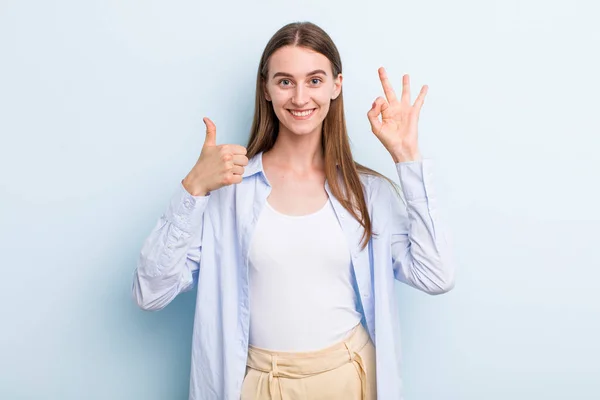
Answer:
[{"left": 268, "top": 46, "right": 332, "bottom": 78}]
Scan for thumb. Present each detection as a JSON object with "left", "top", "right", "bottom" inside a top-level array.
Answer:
[{"left": 203, "top": 117, "right": 217, "bottom": 147}]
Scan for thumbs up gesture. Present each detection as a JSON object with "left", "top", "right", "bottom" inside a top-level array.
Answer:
[{"left": 182, "top": 117, "right": 249, "bottom": 196}]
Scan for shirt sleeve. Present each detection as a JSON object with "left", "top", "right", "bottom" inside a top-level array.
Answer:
[
  {"left": 388, "top": 159, "right": 455, "bottom": 295},
  {"left": 132, "top": 181, "right": 209, "bottom": 310}
]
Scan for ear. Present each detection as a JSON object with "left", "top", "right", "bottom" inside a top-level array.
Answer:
[
  {"left": 262, "top": 79, "right": 272, "bottom": 102},
  {"left": 331, "top": 73, "right": 343, "bottom": 100}
]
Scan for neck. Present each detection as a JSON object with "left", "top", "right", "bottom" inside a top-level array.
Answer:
[{"left": 266, "top": 123, "right": 324, "bottom": 173}]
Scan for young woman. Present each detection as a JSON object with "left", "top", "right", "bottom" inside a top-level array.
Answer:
[{"left": 133, "top": 21, "right": 455, "bottom": 400}]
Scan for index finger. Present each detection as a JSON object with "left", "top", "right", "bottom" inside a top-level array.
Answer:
[
  {"left": 229, "top": 144, "right": 247, "bottom": 155},
  {"left": 378, "top": 67, "right": 397, "bottom": 104}
]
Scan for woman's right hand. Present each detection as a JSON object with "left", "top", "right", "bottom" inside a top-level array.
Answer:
[{"left": 182, "top": 117, "right": 249, "bottom": 196}]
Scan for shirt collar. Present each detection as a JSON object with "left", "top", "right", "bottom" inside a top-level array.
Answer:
[
  {"left": 243, "top": 150, "right": 340, "bottom": 179},
  {"left": 242, "top": 151, "right": 265, "bottom": 178}
]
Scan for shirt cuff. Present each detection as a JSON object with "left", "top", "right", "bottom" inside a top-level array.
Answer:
[
  {"left": 164, "top": 181, "right": 210, "bottom": 234},
  {"left": 395, "top": 159, "right": 435, "bottom": 202}
]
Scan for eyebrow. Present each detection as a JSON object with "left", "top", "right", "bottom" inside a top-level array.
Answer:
[{"left": 272, "top": 69, "right": 328, "bottom": 79}]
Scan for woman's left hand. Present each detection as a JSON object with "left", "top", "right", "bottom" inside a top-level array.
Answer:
[{"left": 367, "top": 67, "right": 428, "bottom": 163}]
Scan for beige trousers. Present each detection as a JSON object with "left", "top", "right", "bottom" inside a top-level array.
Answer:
[{"left": 240, "top": 323, "right": 377, "bottom": 400}]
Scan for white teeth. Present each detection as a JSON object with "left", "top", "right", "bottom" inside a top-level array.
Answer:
[{"left": 290, "top": 109, "right": 314, "bottom": 117}]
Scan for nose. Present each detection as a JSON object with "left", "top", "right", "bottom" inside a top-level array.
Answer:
[{"left": 292, "top": 86, "right": 309, "bottom": 107}]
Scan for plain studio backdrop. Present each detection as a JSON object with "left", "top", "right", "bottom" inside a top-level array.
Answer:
[{"left": 1, "top": 0, "right": 598, "bottom": 399}]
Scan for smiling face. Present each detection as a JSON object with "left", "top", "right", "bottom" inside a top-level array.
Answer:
[{"left": 263, "top": 45, "right": 342, "bottom": 138}]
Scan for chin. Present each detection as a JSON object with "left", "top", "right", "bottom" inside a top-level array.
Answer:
[
  {"left": 279, "top": 112, "right": 326, "bottom": 136},
  {"left": 285, "top": 123, "right": 322, "bottom": 136}
]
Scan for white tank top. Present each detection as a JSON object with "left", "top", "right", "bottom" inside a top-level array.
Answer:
[{"left": 247, "top": 196, "right": 363, "bottom": 352}]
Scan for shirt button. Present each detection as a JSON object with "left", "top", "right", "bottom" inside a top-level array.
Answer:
[
  {"left": 184, "top": 199, "right": 192, "bottom": 209},
  {"left": 363, "top": 293, "right": 370, "bottom": 298}
]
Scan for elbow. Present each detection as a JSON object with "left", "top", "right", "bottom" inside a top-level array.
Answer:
[
  {"left": 133, "top": 293, "right": 164, "bottom": 312},
  {"left": 426, "top": 276, "right": 455, "bottom": 295},
  {"left": 399, "top": 258, "right": 456, "bottom": 295},
  {"left": 131, "top": 271, "right": 168, "bottom": 312},
  {"left": 423, "top": 256, "right": 456, "bottom": 295},
  {"left": 132, "top": 290, "right": 168, "bottom": 312},
  {"left": 427, "top": 263, "right": 456, "bottom": 295}
]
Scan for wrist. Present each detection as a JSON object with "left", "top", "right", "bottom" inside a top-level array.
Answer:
[
  {"left": 182, "top": 175, "right": 208, "bottom": 197},
  {"left": 391, "top": 149, "right": 422, "bottom": 163}
]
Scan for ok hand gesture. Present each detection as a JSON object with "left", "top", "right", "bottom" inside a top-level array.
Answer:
[{"left": 367, "top": 67, "right": 428, "bottom": 163}]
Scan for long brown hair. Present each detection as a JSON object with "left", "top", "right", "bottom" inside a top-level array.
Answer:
[{"left": 246, "top": 21, "right": 400, "bottom": 250}]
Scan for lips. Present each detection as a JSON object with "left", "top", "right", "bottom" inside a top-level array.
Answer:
[{"left": 288, "top": 108, "right": 316, "bottom": 119}]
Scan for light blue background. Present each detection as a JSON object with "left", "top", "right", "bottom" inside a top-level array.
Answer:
[{"left": 1, "top": 0, "right": 598, "bottom": 399}]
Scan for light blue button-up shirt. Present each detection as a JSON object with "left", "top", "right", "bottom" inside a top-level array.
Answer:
[{"left": 132, "top": 151, "right": 455, "bottom": 400}]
